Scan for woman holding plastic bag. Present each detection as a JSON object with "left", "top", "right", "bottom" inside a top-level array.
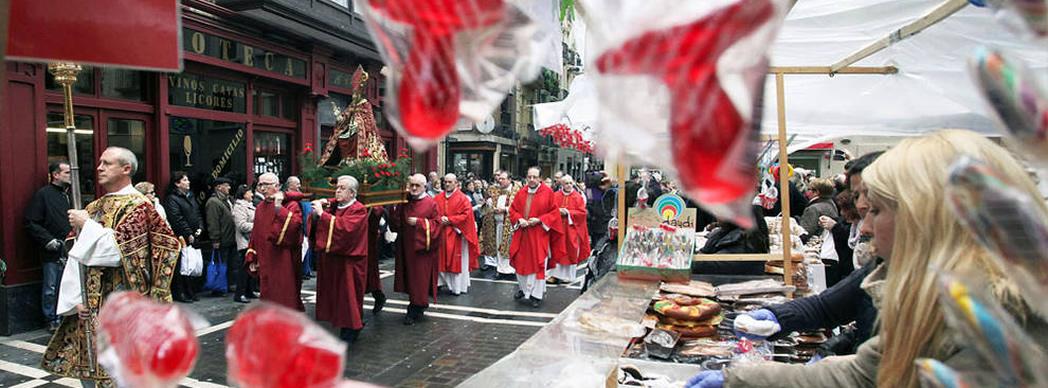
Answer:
[
  {"left": 166, "top": 171, "right": 203, "bottom": 303},
  {"left": 688, "top": 130, "right": 1048, "bottom": 388}
]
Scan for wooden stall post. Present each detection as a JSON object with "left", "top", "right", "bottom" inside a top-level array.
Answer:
[
  {"left": 775, "top": 72, "right": 794, "bottom": 293},
  {"left": 616, "top": 160, "right": 628, "bottom": 250}
]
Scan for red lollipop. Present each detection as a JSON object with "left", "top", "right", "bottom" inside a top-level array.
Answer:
[
  {"left": 226, "top": 303, "right": 346, "bottom": 388},
  {"left": 367, "top": 0, "right": 505, "bottom": 141},
  {"left": 595, "top": 0, "right": 776, "bottom": 227},
  {"left": 97, "top": 291, "right": 199, "bottom": 387}
]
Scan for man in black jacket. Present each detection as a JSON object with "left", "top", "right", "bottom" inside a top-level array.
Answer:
[{"left": 24, "top": 161, "right": 72, "bottom": 332}]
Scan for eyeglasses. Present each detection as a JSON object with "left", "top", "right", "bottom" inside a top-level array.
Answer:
[{"left": 257, "top": 182, "right": 276, "bottom": 187}]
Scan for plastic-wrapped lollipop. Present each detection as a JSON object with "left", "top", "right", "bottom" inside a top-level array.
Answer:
[
  {"left": 226, "top": 303, "right": 346, "bottom": 388},
  {"left": 579, "top": 0, "right": 790, "bottom": 228},
  {"left": 915, "top": 359, "right": 971, "bottom": 388},
  {"left": 969, "top": 48, "right": 1048, "bottom": 164},
  {"left": 935, "top": 273, "right": 1048, "bottom": 387},
  {"left": 969, "top": 0, "right": 1048, "bottom": 39},
  {"left": 946, "top": 156, "right": 1048, "bottom": 319},
  {"left": 96, "top": 291, "right": 202, "bottom": 388},
  {"left": 356, "top": 0, "right": 546, "bottom": 149}
]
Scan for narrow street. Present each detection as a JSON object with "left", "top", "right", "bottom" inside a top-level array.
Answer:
[{"left": 0, "top": 260, "right": 586, "bottom": 388}]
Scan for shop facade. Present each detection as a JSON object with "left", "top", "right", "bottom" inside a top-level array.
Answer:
[{"left": 0, "top": 1, "right": 435, "bottom": 334}]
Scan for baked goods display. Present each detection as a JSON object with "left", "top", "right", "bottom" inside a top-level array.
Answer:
[{"left": 658, "top": 281, "right": 716, "bottom": 298}]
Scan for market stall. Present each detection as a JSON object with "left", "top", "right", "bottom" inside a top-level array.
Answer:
[{"left": 474, "top": 0, "right": 1047, "bottom": 386}]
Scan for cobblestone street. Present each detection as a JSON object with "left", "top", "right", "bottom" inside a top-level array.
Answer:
[{"left": 0, "top": 259, "right": 584, "bottom": 388}]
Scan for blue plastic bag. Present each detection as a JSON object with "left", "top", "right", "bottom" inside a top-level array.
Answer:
[{"left": 204, "top": 250, "right": 228, "bottom": 293}]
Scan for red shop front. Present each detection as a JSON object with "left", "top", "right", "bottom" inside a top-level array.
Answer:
[{"left": 0, "top": 10, "right": 435, "bottom": 334}]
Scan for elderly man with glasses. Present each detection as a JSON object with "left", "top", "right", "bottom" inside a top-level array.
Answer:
[{"left": 244, "top": 172, "right": 305, "bottom": 311}]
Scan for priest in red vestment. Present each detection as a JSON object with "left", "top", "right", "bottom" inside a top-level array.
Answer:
[
  {"left": 548, "top": 175, "right": 591, "bottom": 284},
  {"left": 509, "top": 167, "right": 563, "bottom": 307},
  {"left": 434, "top": 174, "right": 480, "bottom": 296},
  {"left": 245, "top": 172, "right": 304, "bottom": 311},
  {"left": 311, "top": 175, "right": 370, "bottom": 343},
  {"left": 388, "top": 174, "right": 441, "bottom": 325}
]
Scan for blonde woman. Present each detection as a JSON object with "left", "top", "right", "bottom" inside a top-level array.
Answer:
[
  {"left": 690, "top": 130, "right": 1048, "bottom": 388},
  {"left": 134, "top": 181, "right": 167, "bottom": 223}
]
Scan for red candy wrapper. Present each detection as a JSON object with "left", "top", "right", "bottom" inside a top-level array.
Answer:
[
  {"left": 357, "top": 0, "right": 548, "bottom": 149},
  {"left": 97, "top": 291, "right": 201, "bottom": 388},
  {"left": 579, "top": 0, "right": 789, "bottom": 227},
  {"left": 226, "top": 303, "right": 346, "bottom": 388}
]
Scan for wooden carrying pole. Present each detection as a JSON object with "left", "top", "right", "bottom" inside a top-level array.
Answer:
[{"left": 828, "top": 0, "right": 968, "bottom": 74}]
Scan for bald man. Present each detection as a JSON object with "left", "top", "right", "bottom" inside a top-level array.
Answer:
[
  {"left": 434, "top": 174, "right": 480, "bottom": 295},
  {"left": 389, "top": 174, "right": 441, "bottom": 325},
  {"left": 245, "top": 172, "right": 305, "bottom": 311},
  {"left": 509, "top": 167, "right": 563, "bottom": 307}
]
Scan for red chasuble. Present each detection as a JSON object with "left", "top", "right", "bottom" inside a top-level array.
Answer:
[
  {"left": 550, "top": 190, "right": 591, "bottom": 267},
  {"left": 366, "top": 207, "right": 384, "bottom": 293},
  {"left": 434, "top": 190, "right": 480, "bottom": 274},
  {"left": 312, "top": 200, "right": 369, "bottom": 330},
  {"left": 245, "top": 197, "right": 304, "bottom": 311},
  {"left": 388, "top": 195, "right": 441, "bottom": 307},
  {"left": 508, "top": 184, "right": 563, "bottom": 278}
]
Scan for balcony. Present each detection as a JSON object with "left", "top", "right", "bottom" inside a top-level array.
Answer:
[{"left": 214, "top": 0, "right": 379, "bottom": 60}]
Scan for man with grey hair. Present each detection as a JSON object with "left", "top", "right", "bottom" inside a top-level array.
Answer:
[
  {"left": 548, "top": 174, "right": 590, "bottom": 284},
  {"left": 286, "top": 175, "right": 314, "bottom": 281},
  {"left": 286, "top": 176, "right": 301, "bottom": 192},
  {"left": 244, "top": 172, "right": 305, "bottom": 311},
  {"left": 43, "top": 147, "right": 180, "bottom": 385},
  {"left": 311, "top": 175, "right": 370, "bottom": 343},
  {"left": 434, "top": 173, "right": 480, "bottom": 295},
  {"left": 388, "top": 173, "right": 441, "bottom": 324}
]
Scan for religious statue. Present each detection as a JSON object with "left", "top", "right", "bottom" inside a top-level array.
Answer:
[{"left": 317, "top": 66, "right": 389, "bottom": 167}]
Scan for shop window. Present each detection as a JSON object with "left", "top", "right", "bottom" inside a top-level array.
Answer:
[
  {"left": 107, "top": 119, "right": 147, "bottom": 183},
  {"left": 281, "top": 93, "right": 298, "bottom": 120},
  {"left": 254, "top": 90, "right": 279, "bottom": 117},
  {"left": 254, "top": 132, "right": 291, "bottom": 182},
  {"left": 46, "top": 113, "right": 96, "bottom": 203},
  {"left": 169, "top": 117, "right": 247, "bottom": 192},
  {"left": 46, "top": 66, "right": 94, "bottom": 95},
  {"left": 101, "top": 69, "right": 146, "bottom": 101}
]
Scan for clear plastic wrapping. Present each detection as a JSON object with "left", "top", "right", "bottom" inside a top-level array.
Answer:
[
  {"left": 226, "top": 303, "right": 346, "bottom": 388},
  {"left": 578, "top": 0, "right": 790, "bottom": 227},
  {"left": 356, "top": 0, "right": 547, "bottom": 149},
  {"left": 970, "top": 0, "right": 1048, "bottom": 39},
  {"left": 969, "top": 48, "right": 1048, "bottom": 165},
  {"left": 935, "top": 273, "right": 1048, "bottom": 387},
  {"left": 96, "top": 291, "right": 202, "bottom": 388},
  {"left": 945, "top": 156, "right": 1048, "bottom": 319}
]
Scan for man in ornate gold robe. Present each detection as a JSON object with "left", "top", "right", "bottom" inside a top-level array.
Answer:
[
  {"left": 42, "top": 147, "right": 180, "bottom": 387},
  {"left": 479, "top": 171, "right": 519, "bottom": 279}
]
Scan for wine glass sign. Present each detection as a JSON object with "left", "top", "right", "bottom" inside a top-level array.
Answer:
[{"left": 183, "top": 135, "right": 193, "bottom": 167}]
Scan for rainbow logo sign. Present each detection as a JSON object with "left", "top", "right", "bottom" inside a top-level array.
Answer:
[{"left": 654, "top": 194, "right": 686, "bottom": 221}]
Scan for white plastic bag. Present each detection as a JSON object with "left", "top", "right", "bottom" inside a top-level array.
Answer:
[
  {"left": 819, "top": 229, "right": 838, "bottom": 262},
  {"left": 180, "top": 246, "right": 203, "bottom": 276}
]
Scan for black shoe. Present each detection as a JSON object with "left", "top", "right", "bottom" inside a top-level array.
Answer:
[
  {"left": 529, "top": 297, "right": 542, "bottom": 308},
  {"left": 189, "top": 292, "right": 200, "bottom": 302},
  {"left": 173, "top": 295, "right": 191, "bottom": 303},
  {"left": 403, "top": 315, "right": 416, "bottom": 325},
  {"left": 233, "top": 296, "right": 250, "bottom": 304},
  {"left": 339, "top": 328, "right": 360, "bottom": 344},
  {"left": 514, "top": 290, "right": 525, "bottom": 300},
  {"left": 372, "top": 293, "right": 387, "bottom": 314},
  {"left": 210, "top": 291, "right": 226, "bottom": 297},
  {"left": 247, "top": 292, "right": 260, "bottom": 299}
]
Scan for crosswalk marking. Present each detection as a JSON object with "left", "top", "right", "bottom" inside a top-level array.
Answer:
[
  {"left": 0, "top": 359, "right": 50, "bottom": 379},
  {"left": 9, "top": 379, "right": 48, "bottom": 388},
  {"left": 0, "top": 339, "right": 47, "bottom": 354},
  {"left": 363, "top": 296, "right": 557, "bottom": 319}
]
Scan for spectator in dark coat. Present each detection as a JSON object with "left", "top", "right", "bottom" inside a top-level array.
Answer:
[
  {"left": 799, "top": 178, "right": 839, "bottom": 240},
  {"left": 166, "top": 171, "right": 202, "bottom": 303},
  {"left": 205, "top": 177, "right": 237, "bottom": 298},
  {"left": 24, "top": 161, "right": 72, "bottom": 332},
  {"left": 692, "top": 206, "right": 770, "bottom": 275}
]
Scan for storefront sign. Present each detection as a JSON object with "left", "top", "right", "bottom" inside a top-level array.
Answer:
[
  {"left": 183, "top": 28, "right": 307, "bottom": 79},
  {"left": 168, "top": 74, "right": 247, "bottom": 113}
]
